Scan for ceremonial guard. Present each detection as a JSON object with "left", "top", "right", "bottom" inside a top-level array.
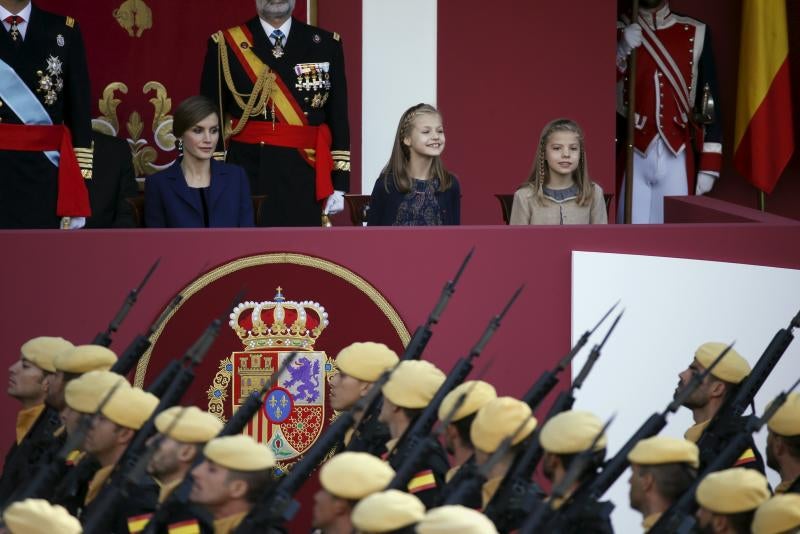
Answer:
[
  {"left": 351, "top": 490, "right": 426, "bottom": 534},
  {"left": 0, "top": 0, "right": 93, "bottom": 228},
  {"left": 752, "top": 494, "right": 800, "bottom": 534},
  {"left": 2, "top": 498, "right": 82, "bottom": 533},
  {"left": 200, "top": 0, "right": 350, "bottom": 227},
  {"left": 416, "top": 505, "right": 499, "bottom": 534},
  {"left": 765, "top": 393, "right": 800, "bottom": 493},
  {"left": 616, "top": 0, "right": 721, "bottom": 223},
  {"left": 694, "top": 468, "right": 770, "bottom": 533}
]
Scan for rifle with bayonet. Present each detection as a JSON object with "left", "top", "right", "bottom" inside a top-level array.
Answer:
[
  {"left": 482, "top": 310, "right": 623, "bottom": 532},
  {"left": 650, "top": 377, "right": 800, "bottom": 534},
  {"left": 526, "top": 343, "right": 736, "bottom": 533},
  {"left": 345, "top": 248, "right": 474, "bottom": 451},
  {"left": 92, "top": 259, "right": 160, "bottom": 347},
  {"left": 386, "top": 286, "right": 523, "bottom": 492},
  {"left": 694, "top": 309, "right": 800, "bottom": 468}
]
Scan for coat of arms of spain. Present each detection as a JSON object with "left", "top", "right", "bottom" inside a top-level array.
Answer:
[{"left": 207, "top": 287, "right": 335, "bottom": 475}]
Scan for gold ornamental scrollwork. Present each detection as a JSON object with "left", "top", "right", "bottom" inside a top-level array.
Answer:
[
  {"left": 144, "top": 81, "right": 175, "bottom": 152},
  {"left": 113, "top": 0, "right": 153, "bottom": 38}
]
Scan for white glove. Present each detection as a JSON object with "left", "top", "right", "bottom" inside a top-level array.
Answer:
[
  {"left": 60, "top": 216, "right": 86, "bottom": 230},
  {"left": 695, "top": 172, "right": 717, "bottom": 195},
  {"left": 323, "top": 190, "right": 345, "bottom": 215},
  {"left": 618, "top": 23, "right": 643, "bottom": 57}
]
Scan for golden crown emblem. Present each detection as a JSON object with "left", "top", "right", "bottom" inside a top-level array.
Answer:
[{"left": 228, "top": 287, "right": 329, "bottom": 350}]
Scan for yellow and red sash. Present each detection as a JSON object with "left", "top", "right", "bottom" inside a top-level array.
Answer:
[{"left": 223, "top": 25, "right": 334, "bottom": 201}]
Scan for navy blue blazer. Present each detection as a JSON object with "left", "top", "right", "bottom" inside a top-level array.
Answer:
[{"left": 145, "top": 159, "right": 254, "bottom": 228}]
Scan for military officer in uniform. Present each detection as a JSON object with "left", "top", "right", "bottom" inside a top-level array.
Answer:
[
  {"left": 616, "top": 0, "right": 721, "bottom": 224},
  {"left": 765, "top": 393, "right": 800, "bottom": 493},
  {"left": 200, "top": 0, "right": 350, "bottom": 227},
  {"left": 0, "top": 0, "right": 93, "bottom": 228},
  {"left": 626, "top": 436, "right": 699, "bottom": 531},
  {"left": 694, "top": 468, "right": 770, "bottom": 534}
]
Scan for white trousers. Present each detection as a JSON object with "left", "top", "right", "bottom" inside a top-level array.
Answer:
[{"left": 617, "top": 137, "right": 687, "bottom": 224}]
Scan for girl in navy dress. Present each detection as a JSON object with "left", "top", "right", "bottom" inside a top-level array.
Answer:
[{"left": 367, "top": 104, "right": 460, "bottom": 226}]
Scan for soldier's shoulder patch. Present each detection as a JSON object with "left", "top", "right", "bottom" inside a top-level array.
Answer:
[
  {"left": 65, "top": 16, "right": 75, "bottom": 28},
  {"left": 333, "top": 32, "right": 340, "bottom": 42}
]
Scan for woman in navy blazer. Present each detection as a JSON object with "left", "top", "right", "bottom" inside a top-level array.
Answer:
[{"left": 145, "top": 96, "right": 253, "bottom": 228}]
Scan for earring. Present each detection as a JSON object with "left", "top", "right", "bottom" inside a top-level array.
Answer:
[{"left": 177, "top": 139, "right": 184, "bottom": 153}]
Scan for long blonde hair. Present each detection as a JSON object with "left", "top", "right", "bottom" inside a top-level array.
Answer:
[
  {"left": 524, "top": 118, "right": 594, "bottom": 206},
  {"left": 381, "top": 103, "right": 452, "bottom": 193}
]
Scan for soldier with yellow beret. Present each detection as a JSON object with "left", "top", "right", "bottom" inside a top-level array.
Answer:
[
  {"left": 48, "top": 344, "right": 117, "bottom": 412},
  {"left": 0, "top": 336, "right": 74, "bottom": 505},
  {"left": 80, "top": 385, "right": 160, "bottom": 532},
  {"left": 145, "top": 406, "right": 224, "bottom": 533},
  {"left": 351, "top": 489, "right": 425, "bottom": 534},
  {"left": 189, "top": 435, "right": 276, "bottom": 534},
  {"left": 676, "top": 342, "right": 764, "bottom": 472},
  {"left": 311, "top": 451, "right": 395, "bottom": 533},
  {"left": 765, "top": 392, "right": 800, "bottom": 494},
  {"left": 627, "top": 436, "right": 700, "bottom": 531},
  {"left": 538, "top": 410, "right": 613, "bottom": 534},
  {"left": 2, "top": 498, "right": 82, "bottom": 534},
  {"left": 332, "top": 342, "right": 399, "bottom": 456},
  {"left": 416, "top": 505, "right": 498, "bottom": 534},
  {"left": 751, "top": 494, "right": 800, "bottom": 534},
  {"left": 470, "top": 396, "right": 537, "bottom": 511},
  {"left": 694, "top": 467, "right": 770, "bottom": 534},
  {"left": 439, "top": 380, "right": 497, "bottom": 483},
  {"left": 379, "top": 360, "right": 449, "bottom": 508}
]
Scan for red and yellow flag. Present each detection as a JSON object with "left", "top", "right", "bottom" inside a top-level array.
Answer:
[{"left": 733, "top": 0, "right": 794, "bottom": 194}]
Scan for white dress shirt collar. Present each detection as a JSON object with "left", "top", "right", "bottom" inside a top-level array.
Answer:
[
  {"left": 1, "top": 1, "right": 32, "bottom": 40},
  {"left": 260, "top": 16, "right": 292, "bottom": 45}
]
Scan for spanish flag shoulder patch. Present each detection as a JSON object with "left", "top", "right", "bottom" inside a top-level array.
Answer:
[
  {"left": 168, "top": 519, "right": 202, "bottom": 534},
  {"left": 127, "top": 513, "right": 152, "bottom": 533},
  {"left": 407, "top": 469, "right": 437, "bottom": 494},
  {"left": 734, "top": 448, "right": 757, "bottom": 467}
]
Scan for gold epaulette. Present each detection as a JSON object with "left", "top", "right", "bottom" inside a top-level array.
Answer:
[
  {"left": 332, "top": 150, "right": 350, "bottom": 172},
  {"left": 333, "top": 32, "right": 340, "bottom": 41},
  {"left": 66, "top": 16, "right": 75, "bottom": 28},
  {"left": 75, "top": 143, "right": 94, "bottom": 179}
]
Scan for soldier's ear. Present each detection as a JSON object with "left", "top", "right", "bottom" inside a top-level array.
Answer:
[
  {"left": 227, "top": 478, "right": 249, "bottom": 500},
  {"left": 178, "top": 443, "right": 198, "bottom": 463}
]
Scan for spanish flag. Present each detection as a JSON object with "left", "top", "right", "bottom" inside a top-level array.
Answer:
[{"left": 733, "top": 0, "right": 794, "bottom": 194}]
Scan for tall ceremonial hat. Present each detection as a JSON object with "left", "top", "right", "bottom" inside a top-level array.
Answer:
[
  {"left": 64, "top": 370, "right": 129, "bottom": 414},
  {"left": 335, "top": 342, "right": 399, "bottom": 382},
  {"left": 766, "top": 392, "right": 800, "bottom": 436},
  {"left": 2, "top": 498, "right": 81, "bottom": 534},
  {"left": 471, "top": 396, "right": 536, "bottom": 453},
  {"left": 204, "top": 435, "right": 276, "bottom": 471},
  {"left": 101, "top": 386, "right": 159, "bottom": 430},
  {"left": 55, "top": 344, "right": 117, "bottom": 374},
  {"left": 154, "top": 406, "right": 223, "bottom": 444},
  {"left": 416, "top": 505, "right": 499, "bottom": 534},
  {"left": 352, "top": 490, "right": 425, "bottom": 532},
  {"left": 694, "top": 342, "right": 750, "bottom": 384},
  {"left": 627, "top": 436, "right": 700, "bottom": 469},
  {"left": 319, "top": 451, "right": 395, "bottom": 500},
  {"left": 695, "top": 468, "right": 770, "bottom": 514},
  {"left": 438, "top": 380, "right": 497, "bottom": 422},
  {"left": 20, "top": 336, "right": 74, "bottom": 373},
  {"left": 752, "top": 494, "right": 800, "bottom": 534},
  {"left": 381, "top": 360, "right": 445, "bottom": 409},
  {"left": 539, "top": 410, "right": 608, "bottom": 454}
]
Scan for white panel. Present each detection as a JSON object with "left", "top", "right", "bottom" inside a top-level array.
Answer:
[
  {"left": 571, "top": 251, "right": 800, "bottom": 533},
  {"left": 362, "top": 0, "right": 437, "bottom": 194}
]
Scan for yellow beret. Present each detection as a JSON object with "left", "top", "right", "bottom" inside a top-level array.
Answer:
[
  {"left": 319, "top": 452, "right": 395, "bottom": 499},
  {"left": 438, "top": 380, "right": 497, "bottom": 423},
  {"left": 381, "top": 360, "right": 445, "bottom": 409},
  {"left": 154, "top": 406, "right": 223, "bottom": 444},
  {"left": 539, "top": 410, "right": 608, "bottom": 454},
  {"left": 101, "top": 386, "right": 158, "bottom": 430},
  {"left": 335, "top": 342, "right": 399, "bottom": 382},
  {"left": 416, "top": 505, "right": 499, "bottom": 534},
  {"left": 694, "top": 342, "right": 750, "bottom": 384},
  {"left": 351, "top": 489, "right": 425, "bottom": 532},
  {"left": 64, "top": 370, "right": 129, "bottom": 414},
  {"left": 20, "top": 337, "right": 74, "bottom": 373},
  {"left": 204, "top": 435, "right": 275, "bottom": 471},
  {"left": 696, "top": 468, "right": 770, "bottom": 514},
  {"left": 471, "top": 397, "right": 537, "bottom": 454},
  {"left": 752, "top": 494, "right": 800, "bottom": 534},
  {"left": 54, "top": 344, "right": 117, "bottom": 374},
  {"left": 2, "top": 498, "right": 82, "bottom": 534},
  {"left": 627, "top": 436, "right": 700, "bottom": 469},
  {"left": 767, "top": 392, "right": 800, "bottom": 437}
]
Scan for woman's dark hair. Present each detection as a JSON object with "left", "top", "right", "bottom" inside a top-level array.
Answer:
[{"left": 172, "top": 95, "right": 219, "bottom": 147}]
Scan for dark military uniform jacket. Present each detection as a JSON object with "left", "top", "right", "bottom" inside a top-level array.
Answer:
[
  {"left": 85, "top": 131, "right": 137, "bottom": 228},
  {"left": 144, "top": 480, "right": 214, "bottom": 534},
  {"left": 385, "top": 436, "right": 450, "bottom": 510},
  {"left": 0, "top": 404, "right": 61, "bottom": 505},
  {"left": 78, "top": 471, "right": 160, "bottom": 534},
  {"left": 338, "top": 410, "right": 391, "bottom": 457},
  {"left": 0, "top": 3, "right": 92, "bottom": 228},
  {"left": 200, "top": 16, "right": 349, "bottom": 227}
]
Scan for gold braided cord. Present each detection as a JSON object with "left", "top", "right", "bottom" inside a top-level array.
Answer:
[{"left": 216, "top": 31, "right": 275, "bottom": 137}]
